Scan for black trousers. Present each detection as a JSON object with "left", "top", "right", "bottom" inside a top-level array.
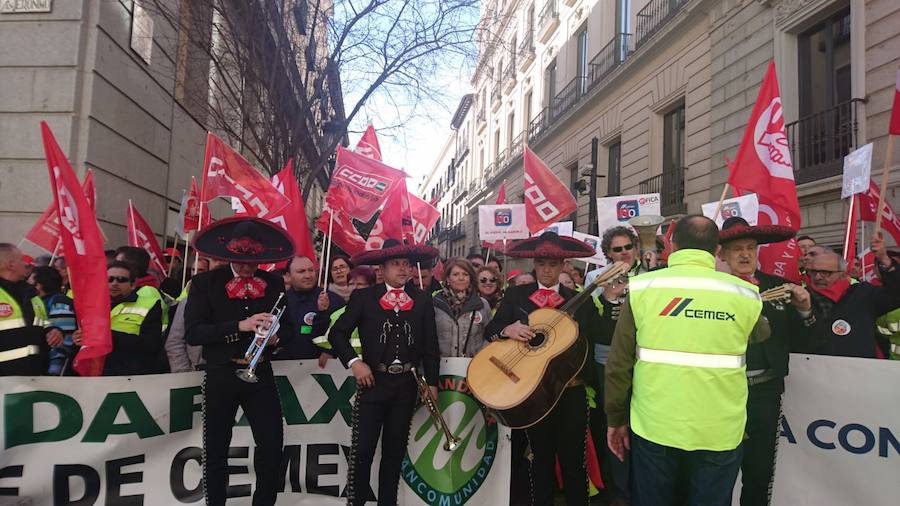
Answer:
[
  {"left": 526, "top": 384, "right": 588, "bottom": 506},
  {"left": 593, "top": 363, "right": 631, "bottom": 502},
  {"left": 203, "top": 364, "right": 283, "bottom": 506},
  {"left": 740, "top": 378, "right": 784, "bottom": 506},
  {"left": 348, "top": 372, "right": 418, "bottom": 506}
]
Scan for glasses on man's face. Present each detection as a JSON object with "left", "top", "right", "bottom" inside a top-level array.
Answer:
[
  {"left": 611, "top": 243, "right": 635, "bottom": 253},
  {"left": 108, "top": 276, "right": 130, "bottom": 284},
  {"left": 479, "top": 277, "right": 497, "bottom": 284},
  {"left": 807, "top": 269, "right": 841, "bottom": 278}
]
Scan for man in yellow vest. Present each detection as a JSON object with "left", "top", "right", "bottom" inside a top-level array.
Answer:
[
  {"left": 605, "top": 215, "right": 770, "bottom": 505},
  {"left": 0, "top": 243, "right": 59, "bottom": 375}
]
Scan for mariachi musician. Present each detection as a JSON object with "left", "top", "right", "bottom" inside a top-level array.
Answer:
[
  {"left": 184, "top": 217, "right": 295, "bottom": 506},
  {"left": 326, "top": 238, "right": 440, "bottom": 506},
  {"left": 483, "top": 231, "right": 602, "bottom": 506}
]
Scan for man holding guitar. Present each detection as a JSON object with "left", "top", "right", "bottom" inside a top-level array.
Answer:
[{"left": 483, "top": 232, "right": 602, "bottom": 506}]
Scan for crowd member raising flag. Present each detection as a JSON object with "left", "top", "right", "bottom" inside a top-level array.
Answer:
[
  {"left": 40, "top": 122, "right": 111, "bottom": 376},
  {"left": 726, "top": 61, "right": 802, "bottom": 282},
  {"left": 127, "top": 200, "right": 168, "bottom": 275},
  {"left": 523, "top": 147, "right": 577, "bottom": 234}
]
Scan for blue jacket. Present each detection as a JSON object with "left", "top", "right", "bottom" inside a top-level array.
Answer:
[{"left": 277, "top": 287, "right": 344, "bottom": 359}]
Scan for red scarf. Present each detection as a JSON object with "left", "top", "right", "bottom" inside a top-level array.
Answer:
[
  {"left": 807, "top": 276, "right": 851, "bottom": 303},
  {"left": 529, "top": 288, "right": 565, "bottom": 309},
  {"left": 135, "top": 274, "right": 160, "bottom": 289},
  {"left": 737, "top": 274, "right": 759, "bottom": 285}
]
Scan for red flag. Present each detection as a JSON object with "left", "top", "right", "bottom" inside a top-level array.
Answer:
[
  {"left": 180, "top": 176, "right": 210, "bottom": 234},
  {"left": 890, "top": 67, "right": 900, "bottom": 136},
  {"left": 408, "top": 193, "right": 441, "bottom": 244},
  {"left": 25, "top": 171, "right": 97, "bottom": 253},
  {"left": 270, "top": 161, "right": 316, "bottom": 261},
  {"left": 355, "top": 124, "right": 383, "bottom": 161},
  {"left": 367, "top": 179, "right": 412, "bottom": 250},
  {"left": 482, "top": 180, "right": 509, "bottom": 251},
  {"left": 523, "top": 147, "right": 577, "bottom": 233},
  {"left": 433, "top": 258, "right": 445, "bottom": 282},
  {"left": 41, "top": 122, "right": 111, "bottom": 376},
  {"left": 127, "top": 201, "right": 168, "bottom": 275},
  {"left": 842, "top": 195, "right": 857, "bottom": 272},
  {"left": 316, "top": 207, "right": 367, "bottom": 257},
  {"left": 859, "top": 249, "right": 879, "bottom": 285},
  {"left": 200, "top": 133, "right": 290, "bottom": 219},
  {"left": 728, "top": 62, "right": 801, "bottom": 282},
  {"left": 325, "top": 146, "right": 407, "bottom": 222},
  {"left": 858, "top": 178, "right": 900, "bottom": 246}
]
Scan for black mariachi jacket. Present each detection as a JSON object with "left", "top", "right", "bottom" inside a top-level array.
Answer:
[
  {"left": 184, "top": 268, "right": 294, "bottom": 368},
  {"left": 748, "top": 271, "right": 809, "bottom": 386},
  {"left": 327, "top": 283, "right": 440, "bottom": 386},
  {"left": 484, "top": 283, "right": 601, "bottom": 386}
]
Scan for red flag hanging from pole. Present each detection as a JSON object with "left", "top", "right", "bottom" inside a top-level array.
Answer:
[
  {"left": 25, "top": 170, "right": 98, "bottom": 253},
  {"left": 523, "top": 147, "right": 577, "bottom": 234},
  {"left": 200, "top": 133, "right": 290, "bottom": 219},
  {"left": 355, "top": 124, "right": 383, "bottom": 161},
  {"left": 858, "top": 178, "right": 900, "bottom": 245},
  {"left": 316, "top": 207, "right": 367, "bottom": 257},
  {"left": 482, "top": 180, "right": 509, "bottom": 251},
  {"left": 889, "top": 67, "right": 900, "bottom": 136},
  {"left": 180, "top": 176, "right": 211, "bottom": 234},
  {"left": 408, "top": 193, "right": 441, "bottom": 245},
  {"left": 270, "top": 160, "right": 316, "bottom": 262},
  {"left": 366, "top": 179, "right": 412, "bottom": 250},
  {"left": 40, "top": 122, "right": 111, "bottom": 376},
  {"left": 127, "top": 200, "right": 168, "bottom": 275},
  {"left": 727, "top": 61, "right": 802, "bottom": 282},
  {"left": 325, "top": 146, "right": 407, "bottom": 222}
]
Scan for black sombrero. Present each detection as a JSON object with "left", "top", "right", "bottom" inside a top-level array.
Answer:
[
  {"left": 719, "top": 217, "right": 795, "bottom": 245},
  {"left": 193, "top": 216, "right": 294, "bottom": 263},
  {"left": 350, "top": 238, "right": 439, "bottom": 266},
  {"left": 505, "top": 231, "right": 595, "bottom": 259}
]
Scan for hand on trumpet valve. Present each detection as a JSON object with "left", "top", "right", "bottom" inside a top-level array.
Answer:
[{"left": 239, "top": 312, "right": 273, "bottom": 332}]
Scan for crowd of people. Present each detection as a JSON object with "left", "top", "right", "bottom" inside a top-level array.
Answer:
[{"left": 0, "top": 210, "right": 898, "bottom": 506}]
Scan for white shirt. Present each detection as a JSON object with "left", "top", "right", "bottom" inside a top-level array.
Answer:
[{"left": 537, "top": 282, "right": 560, "bottom": 292}]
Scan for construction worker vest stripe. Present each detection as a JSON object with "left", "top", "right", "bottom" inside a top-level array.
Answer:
[
  {"left": 628, "top": 249, "right": 761, "bottom": 451},
  {"left": 0, "top": 288, "right": 49, "bottom": 331},
  {"left": 316, "top": 306, "right": 361, "bottom": 353},
  {"left": 137, "top": 285, "right": 168, "bottom": 330},
  {"left": 110, "top": 297, "right": 157, "bottom": 336},
  {"left": 876, "top": 307, "right": 900, "bottom": 360}
]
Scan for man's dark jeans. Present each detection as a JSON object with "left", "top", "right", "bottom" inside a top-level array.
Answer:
[{"left": 631, "top": 432, "right": 742, "bottom": 506}]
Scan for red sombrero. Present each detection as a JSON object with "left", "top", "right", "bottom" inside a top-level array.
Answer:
[
  {"left": 193, "top": 216, "right": 294, "bottom": 263},
  {"left": 719, "top": 217, "right": 795, "bottom": 245},
  {"left": 350, "top": 238, "right": 439, "bottom": 266},
  {"left": 505, "top": 232, "right": 595, "bottom": 259}
]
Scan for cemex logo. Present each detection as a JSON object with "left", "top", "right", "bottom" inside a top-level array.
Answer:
[
  {"left": 494, "top": 208, "right": 513, "bottom": 227},
  {"left": 659, "top": 297, "right": 735, "bottom": 321},
  {"left": 617, "top": 200, "right": 639, "bottom": 222}
]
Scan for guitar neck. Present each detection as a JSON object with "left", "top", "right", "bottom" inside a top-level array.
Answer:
[{"left": 559, "top": 278, "right": 600, "bottom": 315}]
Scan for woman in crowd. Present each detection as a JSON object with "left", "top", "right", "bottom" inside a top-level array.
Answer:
[
  {"left": 559, "top": 271, "right": 577, "bottom": 291},
  {"left": 475, "top": 265, "right": 503, "bottom": 312},
  {"left": 433, "top": 259, "right": 492, "bottom": 357},
  {"left": 327, "top": 255, "right": 353, "bottom": 302}
]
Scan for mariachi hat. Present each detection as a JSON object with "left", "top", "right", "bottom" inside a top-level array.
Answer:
[
  {"left": 350, "top": 239, "right": 439, "bottom": 266},
  {"left": 193, "top": 216, "right": 294, "bottom": 263},
  {"left": 718, "top": 217, "right": 795, "bottom": 245},
  {"left": 505, "top": 231, "right": 595, "bottom": 259}
]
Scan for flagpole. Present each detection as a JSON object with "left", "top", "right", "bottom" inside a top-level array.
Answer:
[
  {"left": 16, "top": 238, "right": 26, "bottom": 248},
  {"left": 193, "top": 196, "right": 205, "bottom": 276},
  {"left": 843, "top": 194, "right": 856, "bottom": 261},
  {"left": 182, "top": 232, "right": 191, "bottom": 289},
  {"left": 167, "top": 234, "right": 179, "bottom": 277},
  {"left": 712, "top": 183, "right": 731, "bottom": 221},
  {"left": 485, "top": 247, "right": 491, "bottom": 265},
  {"left": 49, "top": 240, "right": 61, "bottom": 264},
  {"left": 319, "top": 211, "right": 334, "bottom": 287},
  {"left": 128, "top": 200, "right": 139, "bottom": 245},
  {"left": 874, "top": 135, "right": 895, "bottom": 233}
]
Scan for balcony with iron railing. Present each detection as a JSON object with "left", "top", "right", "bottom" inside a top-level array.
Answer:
[
  {"left": 786, "top": 98, "right": 864, "bottom": 185},
  {"left": 518, "top": 31, "right": 536, "bottom": 70},
  {"left": 476, "top": 106, "right": 486, "bottom": 130},
  {"left": 538, "top": 0, "right": 559, "bottom": 43},
  {"left": 503, "top": 56, "right": 517, "bottom": 93},
  {"left": 491, "top": 81, "right": 502, "bottom": 110},
  {"left": 529, "top": 107, "right": 551, "bottom": 143},
  {"left": 639, "top": 166, "right": 687, "bottom": 216},
  {"left": 589, "top": 33, "right": 631, "bottom": 89},
  {"left": 495, "top": 148, "right": 509, "bottom": 171},
  {"left": 455, "top": 138, "right": 470, "bottom": 164},
  {"left": 448, "top": 222, "right": 466, "bottom": 241},
  {"left": 635, "top": 0, "right": 688, "bottom": 49},
  {"left": 551, "top": 76, "right": 588, "bottom": 121},
  {"left": 510, "top": 132, "right": 525, "bottom": 162}
]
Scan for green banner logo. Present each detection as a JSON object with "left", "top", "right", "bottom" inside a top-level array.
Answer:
[{"left": 401, "top": 375, "right": 498, "bottom": 505}]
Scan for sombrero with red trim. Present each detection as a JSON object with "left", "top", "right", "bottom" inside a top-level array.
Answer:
[
  {"left": 719, "top": 217, "right": 795, "bottom": 245},
  {"left": 193, "top": 216, "right": 294, "bottom": 263},
  {"left": 505, "top": 231, "right": 595, "bottom": 259},
  {"left": 350, "top": 238, "right": 438, "bottom": 266}
]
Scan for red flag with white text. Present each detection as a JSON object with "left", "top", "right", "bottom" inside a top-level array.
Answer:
[
  {"left": 200, "top": 133, "right": 290, "bottom": 219},
  {"left": 270, "top": 161, "right": 316, "bottom": 262},
  {"left": 728, "top": 62, "right": 802, "bottom": 282},
  {"left": 325, "top": 146, "right": 407, "bottom": 222},
  {"left": 127, "top": 201, "right": 168, "bottom": 275},
  {"left": 41, "top": 122, "right": 111, "bottom": 376},
  {"left": 890, "top": 67, "right": 900, "bottom": 136},
  {"left": 482, "top": 180, "right": 509, "bottom": 251},
  {"left": 355, "top": 124, "right": 383, "bottom": 161},
  {"left": 25, "top": 170, "right": 97, "bottom": 253},
  {"left": 316, "top": 207, "right": 367, "bottom": 257},
  {"left": 858, "top": 178, "right": 900, "bottom": 246},
  {"left": 524, "top": 148, "right": 577, "bottom": 234},
  {"left": 367, "top": 179, "right": 412, "bottom": 250},
  {"left": 181, "top": 176, "right": 210, "bottom": 234},
  {"left": 408, "top": 193, "right": 441, "bottom": 245}
]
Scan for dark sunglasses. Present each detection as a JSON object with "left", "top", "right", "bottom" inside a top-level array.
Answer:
[
  {"left": 611, "top": 243, "right": 635, "bottom": 253},
  {"left": 479, "top": 277, "right": 497, "bottom": 284},
  {"left": 108, "top": 276, "right": 131, "bottom": 283}
]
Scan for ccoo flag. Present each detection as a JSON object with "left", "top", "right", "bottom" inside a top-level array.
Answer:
[
  {"left": 127, "top": 200, "right": 168, "bottom": 275},
  {"left": 523, "top": 147, "right": 577, "bottom": 234}
]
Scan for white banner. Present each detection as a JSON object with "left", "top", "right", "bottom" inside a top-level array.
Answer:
[
  {"left": 768, "top": 354, "right": 899, "bottom": 505},
  {"left": 0, "top": 359, "right": 510, "bottom": 505},
  {"left": 533, "top": 220, "right": 573, "bottom": 237},
  {"left": 596, "top": 193, "right": 660, "bottom": 237},
  {"left": 478, "top": 204, "right": 528, "bottom": 241},
  {"left": 842, "top": 143, "right": 873, "bottom": 198},
  {"left": 701, "top": 193, "right": 759, "bottom": 227},
  {"left": 572, "top": 231, "right": 607, "bottom": 267}
]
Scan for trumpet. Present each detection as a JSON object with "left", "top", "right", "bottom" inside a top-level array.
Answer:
[
  {"left": 236, "top": 293, "right": 287, "bottom": 383},
  {"left": 760, "top": 284, "right": 792, "bottom": 308},
  {"left": 412, "top": 367, "right": 460, "bottom": 451}
]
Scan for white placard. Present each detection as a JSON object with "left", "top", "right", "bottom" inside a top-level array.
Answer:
[
  {"left": 533, "top": 220, "right": 573, "bottom": 237},
  {"left": 842, "top": 143, "right": 873, "bottom": 198},
  {"left": 701, "top": 193, "right": 759, "bottom": 227},
  {"left": 478, "top": 204, "right": 529, "bottom": 241},
  {"left": 572, "top": 231, "right": 607, "bottom": 266},
  {"left": 596, "top": 193, "right": 661, "bottom": 237}
]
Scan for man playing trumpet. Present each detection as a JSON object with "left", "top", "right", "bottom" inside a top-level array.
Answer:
[
  {"left": 185, "top": 217, "right": 296, "bottom": 506},
  {"left": 716, "top": 216, "right": 812, "bottom": 506}
]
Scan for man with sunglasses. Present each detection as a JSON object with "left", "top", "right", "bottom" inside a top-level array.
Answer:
[
  {"left": 802, "top": 234, "right": 900, "bottom": 358},
  {"left": 73, "top": 261, "right": 163, "bottom": 375}
]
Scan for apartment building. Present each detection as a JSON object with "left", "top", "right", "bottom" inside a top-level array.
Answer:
[{"left": 420, "top": 0, "right": 899, "bottom": 257}]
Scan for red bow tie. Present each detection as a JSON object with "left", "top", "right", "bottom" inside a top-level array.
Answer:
[
  {"left": 380, "top": 288, "right": 414, "bottom": 312},
  {"left": 529, "top": 288, "right": 565, "bottom": 309},
  {"left": 226, "top": 276, "right": 267, "bottom": 299}
]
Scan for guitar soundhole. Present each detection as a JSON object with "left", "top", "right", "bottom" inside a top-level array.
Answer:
[{"left": 528, "top": 332, "right": 547, "bottom": 348}]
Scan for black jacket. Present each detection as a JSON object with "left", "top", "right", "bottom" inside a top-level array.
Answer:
[
  {"left": 184, "top": 268, "right": 294, "bottom": 367},
  {"left": 749, "top": 271, "right": 809, "bottom": 384},
  {"left": 484, "top": 283, "right": 601, "bottom": 386},
  {"left": 0, "top": 279, "right": 49, "bottom": 376},
  {"left": 327, "top": 283, "right": 440, "bottom": 386},
  {"left": 278, "top": 286, "right": 344, "bottom": 360},
  {"left": 103, "top": 291, "right": 163, "bottom": 376}
]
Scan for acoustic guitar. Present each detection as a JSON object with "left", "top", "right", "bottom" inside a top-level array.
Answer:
[{"left": 467, "top": 262, "right": 631, "bottom": 428}]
